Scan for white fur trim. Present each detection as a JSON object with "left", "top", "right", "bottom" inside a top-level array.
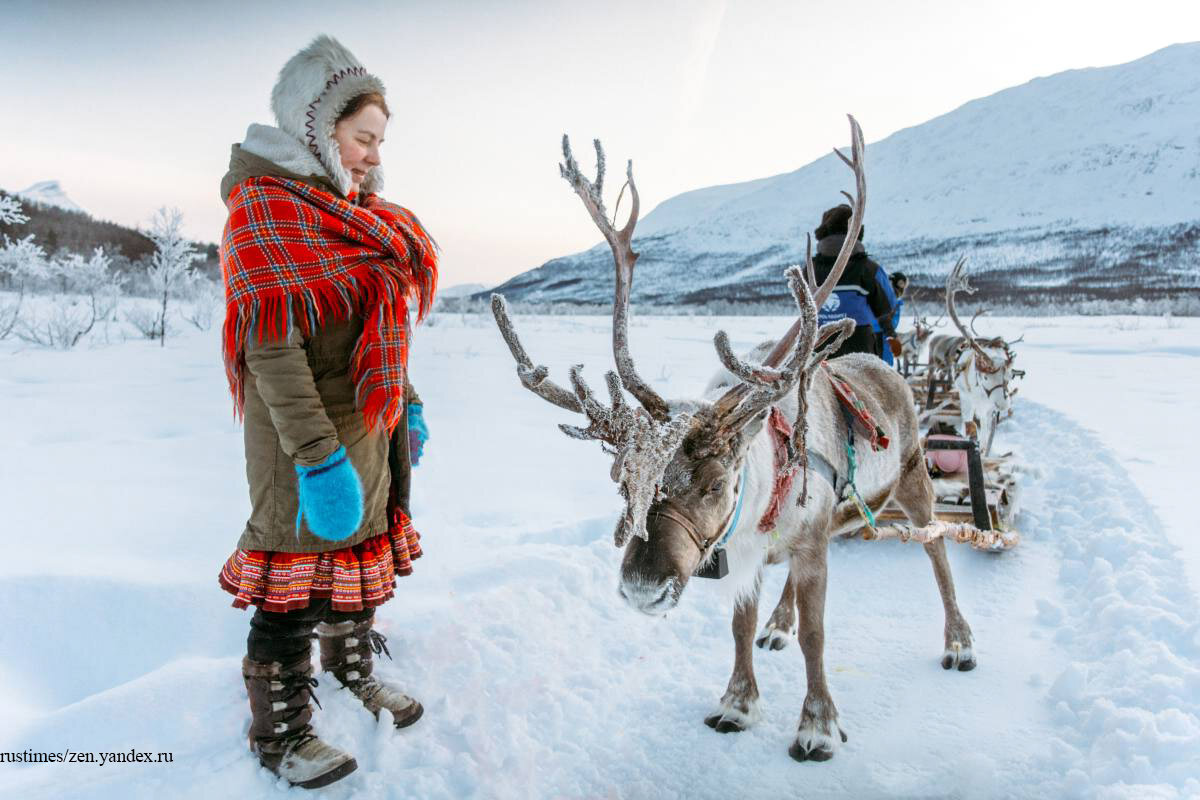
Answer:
[
  {"left": 240, "top": 124, "right": 327, "bottom": 179},
  {"left": 270, "top": 35, "right": 386, "bottom": 196}
]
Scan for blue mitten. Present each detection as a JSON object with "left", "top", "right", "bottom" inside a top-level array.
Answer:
[
  {"left": 295, "top": 446, "right": 364, "bottom": 541},
  {"left": 407, "top": 403, "right": 429, "bottom": 466}
]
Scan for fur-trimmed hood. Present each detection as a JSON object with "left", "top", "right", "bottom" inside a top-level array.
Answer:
[
  {"left": 269, "top": 35, "right": 386, "bottom": 197},
  {"left": 221, "top": 124, "right": 337, "bottom": 202}
]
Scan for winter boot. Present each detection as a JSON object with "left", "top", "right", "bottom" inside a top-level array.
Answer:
[
  {"left": 242, "top": 656, "right": 358, "bottom": 788},
  {"left": 317, "top": 618, "right": 424, "bottom": 728}
]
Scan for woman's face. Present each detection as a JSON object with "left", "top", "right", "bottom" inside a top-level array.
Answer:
[{"left": 333, "top": 103, "right": 388, "bottom": 194}]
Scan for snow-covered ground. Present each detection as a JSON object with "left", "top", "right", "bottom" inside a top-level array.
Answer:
[{"left": 0, "top": 312, "right": 1196, "bottom": 799}]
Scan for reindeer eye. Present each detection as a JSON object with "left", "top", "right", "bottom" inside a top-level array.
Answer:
[{"left": 707, "top": 480, "right": 726, "bottom": 496}]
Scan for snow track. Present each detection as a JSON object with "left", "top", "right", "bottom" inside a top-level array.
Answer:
[{"left": 0, "top": 314, "right": 1196, "bottom": 798}]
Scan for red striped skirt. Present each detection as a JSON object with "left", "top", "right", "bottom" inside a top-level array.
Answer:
[{"left": 218, "top": 511, "right": 422, "bottom": 613}]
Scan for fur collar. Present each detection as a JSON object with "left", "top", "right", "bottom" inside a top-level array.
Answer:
[
  {"left": 270, "top": 35, "right": 385, "bottom": 197},
  {"left": 240, "top": 124, "right": 329, "bottom": 181},
  {"left": 816, "top": 233, "right": 866, "bottom": 258}
]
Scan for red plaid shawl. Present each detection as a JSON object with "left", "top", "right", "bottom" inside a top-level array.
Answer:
[{"left": 221, "top": 177, "right": 438, "bottom": 433}]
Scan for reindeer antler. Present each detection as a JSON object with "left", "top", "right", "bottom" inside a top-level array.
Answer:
[
  {"left": 559, "top": 136, "right": 670, "bottom": 423},
  {"left": 710, "top": 114, "right": 867, "bottom": 428},
  {"left": 491, "top": 295, "right": 584, "bottom": 413},
  {"left": 969, "top": 309, "right": 987, "bottom": 338},
  {"left": 493, "top": 136, "right": 702, "bottom": 547},
  {"left": 945, "top": 256, "right": 1000, "bottom": 374}
]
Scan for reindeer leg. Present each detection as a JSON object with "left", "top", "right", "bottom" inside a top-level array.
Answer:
[
  {"left": 788, "top": 544, "right": 846, "bottom": 762},
  {"left": 892, "top": 461, "right": 976, "bottom": 671},
  {"left": 704, "top": 572, "right": 762, "bottom": 733},
  {"left": 755, "top": 570, "right": 797, "bottom": 651}
]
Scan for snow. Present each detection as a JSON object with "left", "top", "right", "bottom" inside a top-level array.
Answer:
[
  {"left": 0, "top": 310, "right": 1197, "bottom": 798},
  {"left": 644, "top": 42, "right": 1200, "bottom": 247},
  {"left": 15, "top": 181, "right": 87, "bottom": 216},
  {"left": 491, "top": 43, "right": 1200, "bottom": 305}
]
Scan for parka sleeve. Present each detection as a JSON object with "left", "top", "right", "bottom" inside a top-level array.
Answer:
[
  {"left": 867, "top": 263, "right": 898, "bottom": 339},
  {"left": 244, "top": 328, "right": 341, "bottom": 467}
]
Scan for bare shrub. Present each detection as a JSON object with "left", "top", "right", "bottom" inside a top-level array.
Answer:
[
  {"left": 181, "top": 274, "right": 223, "bottom": 331},
  {"left": 16, "top": 248, "right": 125, "bottom": 349},
  {"left": 125, "top": 303, "right": 172, "bottom": 341}
]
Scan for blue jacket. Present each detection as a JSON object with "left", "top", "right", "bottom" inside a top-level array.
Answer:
[
  {"left": 813, "top": 251, "right": 897, "bottom": 337},
  {"left": 869, "top": 265, "right": 899, "bottom": 334}
]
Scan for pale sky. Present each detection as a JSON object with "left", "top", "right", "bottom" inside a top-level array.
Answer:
[{"left": 2, "top": 0, "right": 1198, "bottom": 289}]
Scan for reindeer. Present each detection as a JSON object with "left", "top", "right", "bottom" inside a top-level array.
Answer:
[
  {"left": 491, "top": 117, "right": 976, "bottom": 763},
  {"left": 896, "top": 315, "right": 936, "bottom": 376},
  {"left": 942, "top": 258, "right": 1022, "bottom": 455}
]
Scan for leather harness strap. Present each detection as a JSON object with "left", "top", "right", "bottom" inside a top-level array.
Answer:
[{"left": 651, "top": 504, "right": 710, "bottom": 554}]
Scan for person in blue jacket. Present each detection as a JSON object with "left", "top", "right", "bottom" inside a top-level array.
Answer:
[
  {"left": 810, "top": 204, "right": 900, "bottom": 359},
  {"left": 876, "top": 272, "right": 908, "bottom": 366}
]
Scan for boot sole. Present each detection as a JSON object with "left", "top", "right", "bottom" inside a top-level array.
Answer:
[
  {"left": 292, "top": 757, "right": 358, "bottom": 789},
  {"left": 394, "top": 702, "right": 424, "bottom": 729}
]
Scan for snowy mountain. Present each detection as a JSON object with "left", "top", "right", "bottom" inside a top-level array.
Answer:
[
  {"left": 489, "top": 42, "right": 1200, "bottom": 308},
  {"left": 17, "top": 180, "right": 87, "bottom": 216},
  {"left": 438, "top": 282, "right": 491, "bottom": 299}
]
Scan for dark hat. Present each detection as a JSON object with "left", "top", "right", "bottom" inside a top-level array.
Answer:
[{"left": 814, "top": 204, "right": 864, "bottom": 241}]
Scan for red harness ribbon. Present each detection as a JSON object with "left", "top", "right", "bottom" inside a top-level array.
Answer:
[{"left": 757, "top": 407, "right": 797, "bottom": 533}]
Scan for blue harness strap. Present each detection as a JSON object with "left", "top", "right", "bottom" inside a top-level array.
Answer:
[
  {"left": 839, "top": 405, "right": 877, "bottom": 529},
  {"left": 714, "top": 465, "right": 748, "bottom": 550}
]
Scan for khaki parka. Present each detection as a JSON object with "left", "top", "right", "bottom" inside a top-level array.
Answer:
[{"left": 223, "top": 145, "right": 417, "bottom": 553}]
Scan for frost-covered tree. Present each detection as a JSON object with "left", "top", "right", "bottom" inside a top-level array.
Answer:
[
  {"left": 18, "top": 247, "right": 125, "bottom": 349},
  {"left": 0, "top": 195, "right": 28, "bottom": 225},
  {"left": 140, "top": 207, "right": 202, "bottom": 346},
  {"left": 0, "top": 234, "right": 46, "bottom": 339}
]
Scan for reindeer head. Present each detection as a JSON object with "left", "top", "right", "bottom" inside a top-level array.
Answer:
[
  {"left": 493, "top": 118, "right": 864, "bottom": 615},
  {"left": 914, "top": 316, "right": 935, "bottom": 343}
]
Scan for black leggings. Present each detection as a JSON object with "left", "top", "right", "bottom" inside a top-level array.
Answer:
[{"left": 247, "top": 598, "right": 373, "bottom": 663}]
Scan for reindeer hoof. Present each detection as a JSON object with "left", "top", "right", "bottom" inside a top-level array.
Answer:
[
  {"left": 704, "top": 713, "right": 747, "bottom": 734},
  {"left": 789, "top": 740, "right": 835, "bottom": 762},
  {"left": 703, "top": 700, "right": 760, "bottom": 734},
  {"left": 941, "top": 641, "right": 977, "bottom": 671},
  {"left": 789, "top": 723, "right": 845, "bottom": 763},
  {"left": 755, "top": 622, "right": 794, "bottom": 651}
]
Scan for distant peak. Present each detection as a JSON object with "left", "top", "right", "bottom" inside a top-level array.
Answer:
[{"left": 17, "top": 181, "right": 86, "bottom": 215}]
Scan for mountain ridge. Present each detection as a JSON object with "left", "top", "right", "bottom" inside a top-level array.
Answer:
[{"left": 487, "top": 42, "right": 1200, "bottom": 308}]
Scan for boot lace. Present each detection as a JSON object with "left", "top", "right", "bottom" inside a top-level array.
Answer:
[{"left": 366, "top": 629, "right": 392, "bottom": 660}]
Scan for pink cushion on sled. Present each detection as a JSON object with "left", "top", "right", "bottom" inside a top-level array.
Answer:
[{"left": 926, "top": 434, "right": 969, "bottom": 474}]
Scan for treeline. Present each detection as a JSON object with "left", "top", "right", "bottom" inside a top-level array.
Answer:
[
  {"left": 0, "top": 190, "right": 219, "bottom": 281},
  {"left": 1, "top": 196, "right": 221, "bottom": 349}
]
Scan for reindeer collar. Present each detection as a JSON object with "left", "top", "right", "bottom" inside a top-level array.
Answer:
[{"left": 715, "top": 465, "right": 748, "bottom": 550}]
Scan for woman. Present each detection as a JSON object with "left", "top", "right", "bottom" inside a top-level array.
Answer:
[{"left": 216, "top": 36, "right": 437, "bottom": 789}]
